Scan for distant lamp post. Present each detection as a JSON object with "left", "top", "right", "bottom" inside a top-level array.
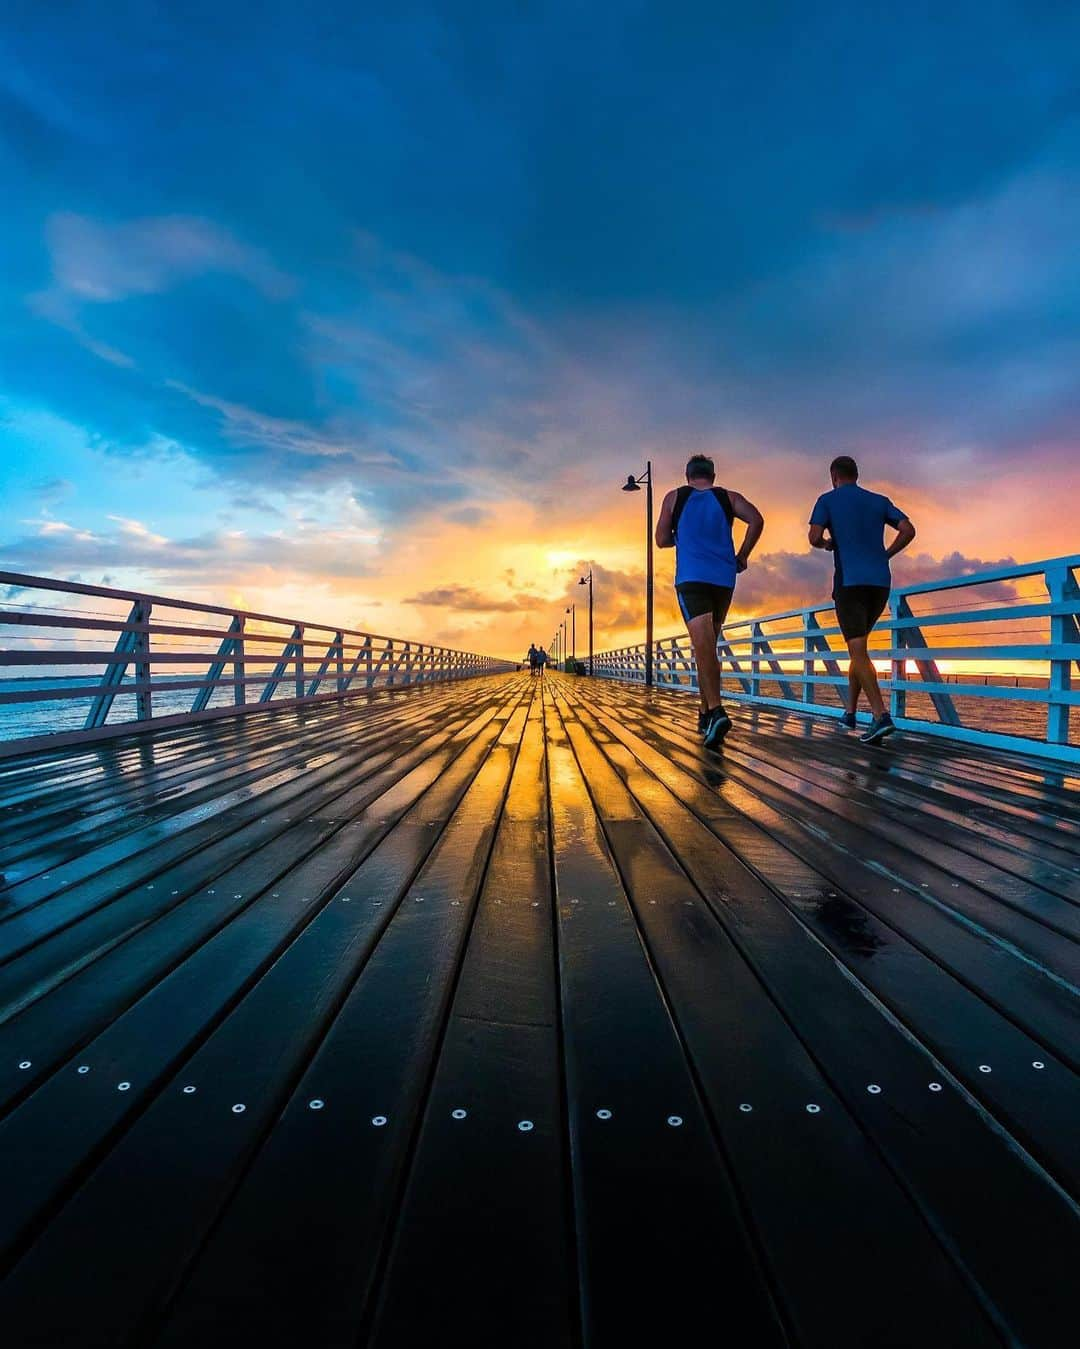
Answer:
[
  {"left": 578, "top": 570, "right": 593, "bottom": 676},
  {"left": 565, "top": 603, "right": 576, "bottom": 664},
  {"left": 622, "top": 461, "right": 654, "bottom": 688},
  {"left": 560, "top": 618, "right": 567, "bottom": 670}
]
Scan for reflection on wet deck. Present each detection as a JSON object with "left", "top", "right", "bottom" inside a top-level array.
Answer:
[{"left": 0, "top": 672, "right": 1077, "bottom": 1347}]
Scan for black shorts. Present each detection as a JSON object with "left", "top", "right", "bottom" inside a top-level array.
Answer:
[
  {"left": 676, "top": 582, "right": 734, "bottom": 625},
  {"left": 834, "top": 585, "right": 890, "bottom": 639}
]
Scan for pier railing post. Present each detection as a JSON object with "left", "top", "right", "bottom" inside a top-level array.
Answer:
[
  {"left": 234, "top": 616, "right": 246, "bottom": 705},
  {"left": 133, "top": 600, "right": 152, "bottom": 722},
  {"left": 889, "top": 594, "right": 904, "bottom": 721},
  {"left": 1045, "top": 563, "right": 1080, "bottom": 745}
]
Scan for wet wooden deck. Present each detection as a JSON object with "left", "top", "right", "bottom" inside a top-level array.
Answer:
[{"left": 0, "top": 672, "right": 1077, "bottom": 1348}]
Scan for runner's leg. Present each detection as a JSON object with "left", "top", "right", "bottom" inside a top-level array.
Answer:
[
  {"left": 846, "top": 662, "right": 861, "bottom": 715},
  {"left": 688, "top": 612, "right": 724, "bottom": 711},
  {"left": 847, "top": 636, "right": 885, "bottom": 718}
]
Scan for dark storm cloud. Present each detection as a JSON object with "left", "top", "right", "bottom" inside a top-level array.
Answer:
[{"left": 1, "top": 0, "right": 1079, "bottom": 535}]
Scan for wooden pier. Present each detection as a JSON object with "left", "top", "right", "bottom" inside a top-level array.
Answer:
[{"left": 0, "top": 672, "right": 1077, "bottom": 1347}]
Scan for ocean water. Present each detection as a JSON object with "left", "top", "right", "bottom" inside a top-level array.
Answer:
[
  {"left": 0, "top": 674, "right": 349, "bottom": 743},
  {"left": 1, "top": 672, "right": 1071, "bottom": 749}
]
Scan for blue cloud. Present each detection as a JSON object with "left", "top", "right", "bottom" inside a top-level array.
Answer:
[{"left": 1, "top": 0, "right": 1078, "bottom": 549}]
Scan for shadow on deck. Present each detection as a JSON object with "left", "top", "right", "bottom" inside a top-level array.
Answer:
[{"left": 0, "top": 672, "right": 1077, "bottom": 1347}]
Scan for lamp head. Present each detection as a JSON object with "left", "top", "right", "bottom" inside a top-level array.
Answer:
[
  {"left": 622, "top": 474, "right": 640, "bottom": 492},
  {"left": 578, "top": 576, "right": 586, "bottom": 585}
]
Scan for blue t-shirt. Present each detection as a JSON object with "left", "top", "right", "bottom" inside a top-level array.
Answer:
[
  {"left": 809, "top": 483, "right": 905, "bottom": 591},
  {"left": 674, "top": 488, "right": 737, "bottom": 588}
]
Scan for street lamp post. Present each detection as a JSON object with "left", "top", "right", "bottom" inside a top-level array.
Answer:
[
  {"left": 578, "top": 570, "right": 594, "bottom": 676},
  {"left": 622, "top": 460, "right": 654, "bottom": 688},
  {"left": 565, "top": 603, "right": 576, "bottom": 664},
  {"left": 560, "top": 619, "right": 567, "bottom": 671}
]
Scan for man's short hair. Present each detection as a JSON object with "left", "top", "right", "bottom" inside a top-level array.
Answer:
[
  {"left": 685, "top": 454, "right": 715, "bottom": 482},
  {"left": 830, "top": 455, "right": 859, "bottom": 481}
]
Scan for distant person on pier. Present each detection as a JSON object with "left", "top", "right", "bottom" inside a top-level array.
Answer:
[
  {"left": 808, "top": 455, "right": 916, "bottom": 744},
  {"left": 537, "top": 645, "right": 549, "bottom": 676},
  {"left": 656, "top": 454, "right": 765, "bottom": 748},
  {"left": 527, "top": 643, "right": 540, "bottom": 676}
]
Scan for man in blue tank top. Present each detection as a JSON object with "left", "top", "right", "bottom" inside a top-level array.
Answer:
[
  {"left": 656, "top": 454, "right": 764, "bottom": 747},
  {"left": 809, "top": 455, "right": 916, "bottom": 744}
]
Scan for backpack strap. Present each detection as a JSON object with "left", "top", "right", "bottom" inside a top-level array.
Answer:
[
  {"left": 670, "top": 486, "right": 694, "bottom": 538},
  {"left": 713, "top": 487, "right": 735, "bottom": 524}
]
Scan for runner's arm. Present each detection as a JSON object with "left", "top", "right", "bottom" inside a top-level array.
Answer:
[
  {"left": 885, "top": 516, "right": 916, "bottom": 558},
  {"left": 655, "top": 490, "right": 678, "bottom": 548},
  {"left": 729, "top": 491, "right": 764, "bottom": 571}
]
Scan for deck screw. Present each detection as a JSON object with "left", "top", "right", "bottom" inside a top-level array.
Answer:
[
  {"left": 667, "top": 1115, "right": 683, "bottom": 1127},
  {"left": 372, "top": 1115, "right": 387, "bottom": 1127},
  {"left": 341, "top": 896, "right": 350, "bottom": 903},
  {"left": 596, "top": 1109, "right": 612, "bottom": 1120},
  {"left": 928, "top": 1082, "right": 942, "bottom": 1092},
  {"left": 1032, "top": 1061, "right": 1045, "bottom": 1070},
  {"left": 867, "top": 1084, "right": 882, "bottom": 1095},
  {"left": 415, "top": 897, "right": 424, "bottom": 902},
  {"left": 452, "top": 1108, "right": 467, "bottom": 1120},
  {"left": 978, "top": 1065, "right": 992, "bottom": 1073},
  {"left": 232, "top": 1103, "right": 246, "bottom": 1113},
  {"left": 806, "top": 1104, "right": 821, "bottom": 1114},
  {"left": 309, "top": 1099, "right": 325, "bottom": 1110},
  {"left": 183, "top": 1085, "right": 197, "bottom": 1094},
  {"left": 18, "top": 1060, "right": 31, "bottom": 1070},
  {"left": 518, "top": 1120, "right": 534, "bottom": 1132},
  {"left": 118, "top": 1081, "right": 131, "bottom": 1091},
  {"left": 739, "top": 1104, "right": 752, "bottom": 1113}
]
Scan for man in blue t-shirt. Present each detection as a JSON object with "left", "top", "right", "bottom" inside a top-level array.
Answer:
[
  {"left": 656, "top": 454, "right": 764, "bottom": 747},
  {"left": 808, "top": 455, "right": 915, "bottom": 744}
]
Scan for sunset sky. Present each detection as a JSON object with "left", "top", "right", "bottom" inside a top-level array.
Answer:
[{"left": 2, "top": 2, "right": 1079, "bottom": 659}]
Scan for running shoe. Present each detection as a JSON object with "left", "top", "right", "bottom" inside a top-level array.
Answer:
[
  {"left": 838, "top": 711, "right": 856, "bottom": 730},
  {"left": 703, "top": 706, "right": 732, "bottom": 749},
  {"left": 860, "top": 713, "right": 896, "bottom": 745},
  {"left": 697, "top": 709, "right": 708, "bottom": 734}
]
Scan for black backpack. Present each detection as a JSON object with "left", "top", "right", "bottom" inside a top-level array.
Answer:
[{"left": 671, "top": 486, "right": 734, "bottom": 539}]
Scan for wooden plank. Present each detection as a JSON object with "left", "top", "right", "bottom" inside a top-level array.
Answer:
[
  {"left": 544, "top": 685, "right": 787, "bottom": 1345},
  {"left": 0, "top": 686, "right": 513, "bottom": 1066},
  {"left": 551, "top": 684, "right": 999, "bottom": 1346},
  {"left": 0, "top": 681, "right": 501, "bottom": 960},
  {"left": 146, "top": 696, "right": 537, "bottom": 1346},
  {"left": 575, "top": 687, "right": 1080, "bottom": 1199},
  {"left": 0, "top": 683, "right": 471, "bottom": 881},
  {"left": 0, "top": 687, "right": 528, "bottom": 1344},
  {"left": 362, "top": 694, "right": 577, "bottom": 1347}
]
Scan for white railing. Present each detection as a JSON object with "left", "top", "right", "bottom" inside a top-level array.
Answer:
[
  {"left": 0, "top": 571, "right": 515, "bottom": 757},
  {"left": 594, "top": 554, "right": 1080, "bottom": 764}
]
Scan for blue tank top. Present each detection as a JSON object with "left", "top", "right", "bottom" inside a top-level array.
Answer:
[{"left": 674, "top": 487, "right": 737, "bottom": 587}]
